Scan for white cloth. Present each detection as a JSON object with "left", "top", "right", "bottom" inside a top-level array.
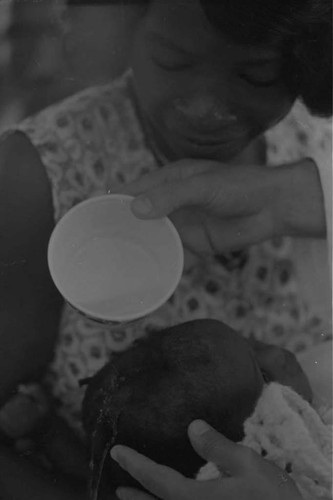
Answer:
[{"left": 198, "top": 382, "right": 332, "bottom": 500}]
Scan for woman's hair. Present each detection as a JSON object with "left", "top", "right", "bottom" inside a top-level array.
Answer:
[
  {"left": 201, "top": 0, "right": 332, "bottom": 117},
  {"left": 67, "top": 0, "right": 332, "bottom": 117}
]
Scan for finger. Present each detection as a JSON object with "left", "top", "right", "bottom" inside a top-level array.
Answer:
[
  {"left": 116, "top": 486, "right": 156, "bottom": 500},
  {"left": 130, "top": 170, "right": 269, "bottom": 221},
  {"left": 111, "top": 445, "right": 192, "bottom": 500},
  {"left": 130, "top": 174, "right": 217, "bottom": 219},
  {"left": 171, "top": 210, "right": 272, "bottom": 255},
  {"left": 201, "top": 212, "right": 271, "bottom": 253},
  {"left": 188, "top": 420, "right": 253, "bottom": 475},
  {"left": 115, "top": 160, "right": 214, "bottom": 197}
]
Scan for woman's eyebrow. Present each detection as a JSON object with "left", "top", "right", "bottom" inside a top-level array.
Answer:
[
  {"left": 147, "top": 31, "right": 281, "bottom": 66},
  {"left": 241, "top": 56, "right": 282, "bottom": 68},
  {"left": 147, "top": 31, "right": 196, "bottom": 56},
  {"left": 235, "top": 47, "right": 282, "bottom": 66}
]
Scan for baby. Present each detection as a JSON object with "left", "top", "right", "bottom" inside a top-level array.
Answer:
[{"left": 82, "top": 319, "right": 331, "bottom": 500}]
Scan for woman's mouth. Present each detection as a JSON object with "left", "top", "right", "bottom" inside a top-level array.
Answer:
[
  {"left": 170, "top": 130, "right": 250, "bottom": 161},
  {"left": 170, "top": 120, "right": 249, "bottom": 147},
  {"left": 144, "top": 111, "right": 250, "bottom": 161},
  {"left": 176, "top": 129, "right": 249, "bottom": 150},
  {"left": 183, "top": 135, "right": 239, "bottom": 147}
]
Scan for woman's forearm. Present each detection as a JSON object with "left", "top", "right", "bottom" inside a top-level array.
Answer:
[
  {"left": 0, "top": 444, "right": 85, "bottom": 500},
  {"left": 272, "top": 158, "right": 326, "bottom": 239},
  {"left": 0, "top": 307, "right": 60, "bottom": 407}
]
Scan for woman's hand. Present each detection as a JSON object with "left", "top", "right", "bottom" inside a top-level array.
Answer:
[
  {"left": 120, "top": 158, "right": 325, "bottom": 254},
  {"left": 111, "top": 420, "right": 303, "bottom": 500},
  {"left": 0, "top": 442, "right": 86, "bottom": 500}
]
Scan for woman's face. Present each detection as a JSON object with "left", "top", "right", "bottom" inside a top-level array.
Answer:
[{"left": 131, "top": 0, "right": 295, "bottom": 161}]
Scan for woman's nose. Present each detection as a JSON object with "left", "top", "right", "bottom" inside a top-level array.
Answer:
[{"left": 173, "top": 95, "right": 237, "bottom": 130}]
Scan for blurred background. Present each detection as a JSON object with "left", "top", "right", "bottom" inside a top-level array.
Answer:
[{"left": 0, "top": 0, "right": 142, "bottom": 131}]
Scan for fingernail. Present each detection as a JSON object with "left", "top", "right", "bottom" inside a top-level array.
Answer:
[
  {"left": 116, "top": 489, "right": 126, "bottom": 500},
  {"left": 190, "top": 420, "right": 210, "bottom": 436},
  {"left": 110, "top": 446, "right": 120, "bottom": 462},
  {"left": 132, "top": 196, "right": 153, "bottom": 215}
]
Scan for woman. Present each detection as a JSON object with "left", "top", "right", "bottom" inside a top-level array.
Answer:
[{"left": 0, "top": 0, "right": 331, "bottom": 498}]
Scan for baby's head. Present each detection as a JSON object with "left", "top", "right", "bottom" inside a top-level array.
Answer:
[
  {"left": 82, "top": 319, "right": 264, "bottom": 499},
  {"left": 129, "top": 0, "right": 331, "bottom": 162}
]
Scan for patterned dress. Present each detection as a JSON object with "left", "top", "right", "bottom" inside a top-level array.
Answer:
[{"left": 14, "top": 71, "right": 332, "bottom": 433}]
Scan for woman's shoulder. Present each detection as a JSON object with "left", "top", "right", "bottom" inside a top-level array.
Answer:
[
  {"left": 3, "top": 70, "right": 154, "bottom": 222},
  {"left": 0, "top": 130, "right": 54, "bottom": 258},
  {"left": 15, "top": 70, "right": 136, "bottom": 143},
  {"left": 265, "top": 100, "right": 332, "bottom": 165}
]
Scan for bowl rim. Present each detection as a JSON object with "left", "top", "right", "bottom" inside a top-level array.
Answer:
[{"left": 47, "top": 194, "right": 184, "bottom": 322}]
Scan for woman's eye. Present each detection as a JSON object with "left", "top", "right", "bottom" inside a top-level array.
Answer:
[
  {"left": 152, "top": 56, "right": 192, "bottom": 72},
  {"left": 239, "top": 72, "right": 281, "bottom": 88}
]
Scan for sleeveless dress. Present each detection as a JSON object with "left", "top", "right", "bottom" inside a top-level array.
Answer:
[{"left": 14, "top": 71, "right": 332, "bottom": 432}]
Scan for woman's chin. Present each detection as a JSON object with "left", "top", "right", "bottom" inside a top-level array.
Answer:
[{"left": 167, "top": 135, "right": 250, "bottom": 162}]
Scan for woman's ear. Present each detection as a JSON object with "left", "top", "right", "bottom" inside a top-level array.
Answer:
[{"left": 293, "top": 6, "right": 332, "bottom": 117}]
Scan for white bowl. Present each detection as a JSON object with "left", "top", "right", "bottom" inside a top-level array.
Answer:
[{"left": 48, "top": 194, "right": 184, "bottom": 324}]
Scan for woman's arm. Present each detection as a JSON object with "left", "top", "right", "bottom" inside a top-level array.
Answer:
[
  {"left": 272, "top": 158, "right": 326, "bottom": 240},
  {"left": 118, "top": 157, "right": 326, "bottom": 255},
  {"left": 0, "top": 133, "right": 122, "bottom": 499},
  {"left": 0, "top": 132, "right": 63, "bottom": 406},
  {"left": 0, "top": 443, "right": 85, "bottom": 500}
]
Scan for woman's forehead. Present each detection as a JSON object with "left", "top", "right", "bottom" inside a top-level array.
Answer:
[
  {"left": 145, "top": 0, "right": 216, "bottom": 49},
  {"left": 144, "top": 0, "right": 281, "bottom": 62}
]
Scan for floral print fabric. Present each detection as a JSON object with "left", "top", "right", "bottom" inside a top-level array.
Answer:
[{"left": 16, "top": 73, "right": 332, "bottom": 433}]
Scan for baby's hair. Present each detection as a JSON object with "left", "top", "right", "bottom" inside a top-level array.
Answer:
[
  {"left": 82, "top": 320, "right": 264, "bottom": 495},
  {"left": 66, "top": 0, "right": 332, "bottom": 117}
]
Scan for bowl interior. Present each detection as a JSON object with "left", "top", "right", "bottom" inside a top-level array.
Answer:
[{"left": 48, "top": 195, "right": 183, "bottom": 322}]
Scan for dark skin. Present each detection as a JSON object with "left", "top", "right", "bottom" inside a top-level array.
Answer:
[
  {"left": 82, "top": 319, "right": 311, "bottom": 500},
  {"left": 0, "top": 333, "right": 311, "bottom": 500},
  {"left": 122, "top": 0, "right": 325, "bottom": 253},
  {"left": 131, "top": 0, "right": 294, "bottom": 163},
  {"left": 0, "top": 132, "right": 78, "bottom": 498},
  {"left": 0, "top": 441, "right": 118, "bottom": 500},
  {"left": 0, "top": 331, "right": 311, "bottom": 499},
  {"left": 0, "top": 132, "right": 62, "bottom": 407},
  {"left": 111, "top": 421, "right": 304, "bottom": 500},
  {"left": 0, "top": 444, "right": 85, "bottom": 500},
  {"left": 105, "top": 337, "right": 310, "bottom": 500}
]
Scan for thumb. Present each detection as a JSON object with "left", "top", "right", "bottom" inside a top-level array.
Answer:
[
  {"left": 131, "top": 174, "right": 214, "bottom": 219},
  {"left": 188, "top": 420, "right": 249, "bottom": 476}
]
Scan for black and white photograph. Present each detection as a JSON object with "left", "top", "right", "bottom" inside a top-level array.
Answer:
[{"left": 0, "top": 1, "right": 332, "bottom": 499}]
